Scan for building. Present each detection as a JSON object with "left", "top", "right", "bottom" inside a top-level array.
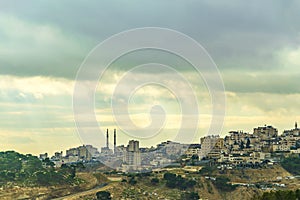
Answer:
[
  {"left": 52, "top": 151, "right": 63, "bottom": 160},
  {"left": 39, "top": 153, "right": 48, "bottom": 160},
  {"left": 283, "top": 122, "right": 300, "bottom": 137},
  {"left": 185, "top": 144, "right": 201, "bottom": 158},
  {"left": 65, "top": 145, "right": 99, "bottom": 161},
  {"left": 272, "top": 144, "right": 290, "bottom": 152},
  {"left": 123, "top": 140, "right": 141, "bottom": 171},
  {"left": 66, "top": 148, "right": 78, "bottom": 156},
  {"left": 253, "top": 125, "right": 278, "bottom": 139},
  {"left": 199, "top": 135, "right": 222, "bottom": 159}
]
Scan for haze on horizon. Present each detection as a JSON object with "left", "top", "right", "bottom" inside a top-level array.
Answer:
[{"left": 0, "top": 0, "right": 300, "bottom": 155}]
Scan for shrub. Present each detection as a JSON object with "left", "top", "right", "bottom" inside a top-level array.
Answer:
[
  {"left": 213, "top": 176, "right": 236, "bottom": 192},
  {"left": 96, "top": 191, "right": 111, "bottom": 200},
  {"left": 151, "top": 178, "right": 159, "bottom": 185},
  {"left": 181, "top": 192, "right": 200, "bottom": 200},
  {"left": 281, "top": 155, "right": 300, "bottom": 175}
]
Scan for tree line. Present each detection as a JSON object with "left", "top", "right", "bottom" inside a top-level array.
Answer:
[{"left": 0, "top": 151, "right": 80, "bottom": 186}]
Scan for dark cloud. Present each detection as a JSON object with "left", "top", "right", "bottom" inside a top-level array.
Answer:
[{"left": 0, "top": 0, "right": 299, "bottom": 80}]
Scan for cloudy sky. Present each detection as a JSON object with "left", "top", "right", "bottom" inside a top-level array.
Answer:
[{"left": 1, "top": 0, "right": 300, "bottom": 155}]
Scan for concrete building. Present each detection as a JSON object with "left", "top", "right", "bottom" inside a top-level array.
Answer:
[
  {"left": 123, "top": 140, "right": 141, "bottom": 171},
  {"left": 272, "top": 144, "right": 290, "bottom": 152},
  {"left": 253, "top": 125, "right": 278, "bottom": 139},
  {"left": 185, "top": 144, "right": 201, "bottom": 158},
  {"left": 39, "top": 153, "right": 48, "bottom": 160},
  {"left": 78, "top": 146, "right": 92, "bottom": 160},
  {"left": 199, "top": 135, "right": 223, "bottom": 159},
  {"left": 65, "top": 145, "right": 99, "bottom": 161},
  {"left": 52, "top": 151, "right": 63, "bottom": 160},
  {"left": 283, "top": 122, "right": 300, "bottom": 136}
]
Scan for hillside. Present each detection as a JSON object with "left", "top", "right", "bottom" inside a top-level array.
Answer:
[
  {"left": 0, "top": 151, "right": 80, "bottom": 187},
  {"left": 0, "top": 151, "right": 107, "bottom": 199},
  {"left": 1, "top": 151, "right": 300, "bottom": 199},
  {"left": 58, "top": 165, "right": 300, "bottom": 200}
]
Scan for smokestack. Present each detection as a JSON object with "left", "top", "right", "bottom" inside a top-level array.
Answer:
[
  {"left": 106, "top": 129, "right": 109, "bottom": 149},
  {"left": 114, "top": 129, "right": 116, "bottom": 153}
]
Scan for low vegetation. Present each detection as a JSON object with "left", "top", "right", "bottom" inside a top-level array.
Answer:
[
  {"left": 213, "top": 176, "right": 237, "bottom": 192},
  {"left": 281, "top": 155, "right": 300, "bottom": 175},
  {"left": 96, "top": 191, "right": 112, "bottom": 200},
  {"left": 181, "top": 191, "right": 200, "bottom": 200},
  {"left": 163, "top": 172, "right": 196, "bottom": 190},
  {"left": 253, "top": 189, "right": 300, "bottom": 200}
]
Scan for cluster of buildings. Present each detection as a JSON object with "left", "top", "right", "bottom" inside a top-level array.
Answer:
[
  {"left": 39, "top": 123, "right": 300, "bottom": 171},
  {"left": 196, "top": 123, "right": 300, "bottom": 166},
  {"left": 39, "top": 144, "right": 99, "bottom": 167}
]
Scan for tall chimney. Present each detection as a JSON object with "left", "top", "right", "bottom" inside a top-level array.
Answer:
[
  {"left": 114, "top": 129, "right": 117, "bottom": 153},
  {"left": 106, "top": 129, "right": 109, "bottom": 149}
]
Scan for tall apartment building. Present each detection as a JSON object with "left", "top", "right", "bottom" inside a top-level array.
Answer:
[{"left": 123, "top": 140, "right": 141, "bottom": 171}]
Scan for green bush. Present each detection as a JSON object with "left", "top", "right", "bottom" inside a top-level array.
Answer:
[
  {"left": 151, "top": 178, "right": 159, "bottom": 185},
  {"left": 96, "top": 191, "right": 111, "bottom": 200},
  {"left": 213, "top": 176, "right": 236, "bottom": 192}
]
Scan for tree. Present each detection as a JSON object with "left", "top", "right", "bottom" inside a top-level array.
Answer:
[
  {"left": 164, "top": 172, "right": 196, "bottom": 190},
  {"left": 96, "top": 191, "right": 111, "bottom": 200},
  {"left": 246, "top": 138, "right": 251, "bottom": 148},
  {"left": 191, "top": 154, "right": 199, "bottom": 160},
  {"left": 185, "top": 179, "right": 196, "bottom": 188},
  {"left": 0, "top": 151, "right": 77, "bottom": 186},
  {"left": 151, "top": 178, "right": 159, "bottom": 185},
  {"left": 214, "top": 176, "right": 236, "bottom": 192},
  {"left": 296, "top": 189, "right": 300, "bottom": 199},
  {"left": 166, "top": 179, "right": 176, "bottom": 188},
  {"left": 281, "top": 155, "right": 300, "bottom": 175},
  {"left": 75, "top": 162, "right": 85, "bottom": 171},
  {"left": 191, "top": 154, "right": 199, "bottom": 166},
  {"left": 240, "top": 141, "right": 245, "bottom": 150},
  {"left": 128, "top": 177, "right": 137, "bottom": 185},
  {"left": 163, "top": 173, "right": 176, "bottom": 181},
  {"left": 42, "top": 158, "right": 55, "bottom": 168},
  {"left": 181, "top": 192, "right": 200, "bottom": 200},
  {"left": 36, "top": 171, "right": 50, "bottom": 186}
]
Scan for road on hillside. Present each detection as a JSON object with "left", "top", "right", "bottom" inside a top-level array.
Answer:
[{"left": 52, "top": 183, "right": 116, "bottom": 200}]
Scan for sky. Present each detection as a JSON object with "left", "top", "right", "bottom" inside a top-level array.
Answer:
[{"left": 0, "top": 0, "right": 300, "bottom": 155}]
